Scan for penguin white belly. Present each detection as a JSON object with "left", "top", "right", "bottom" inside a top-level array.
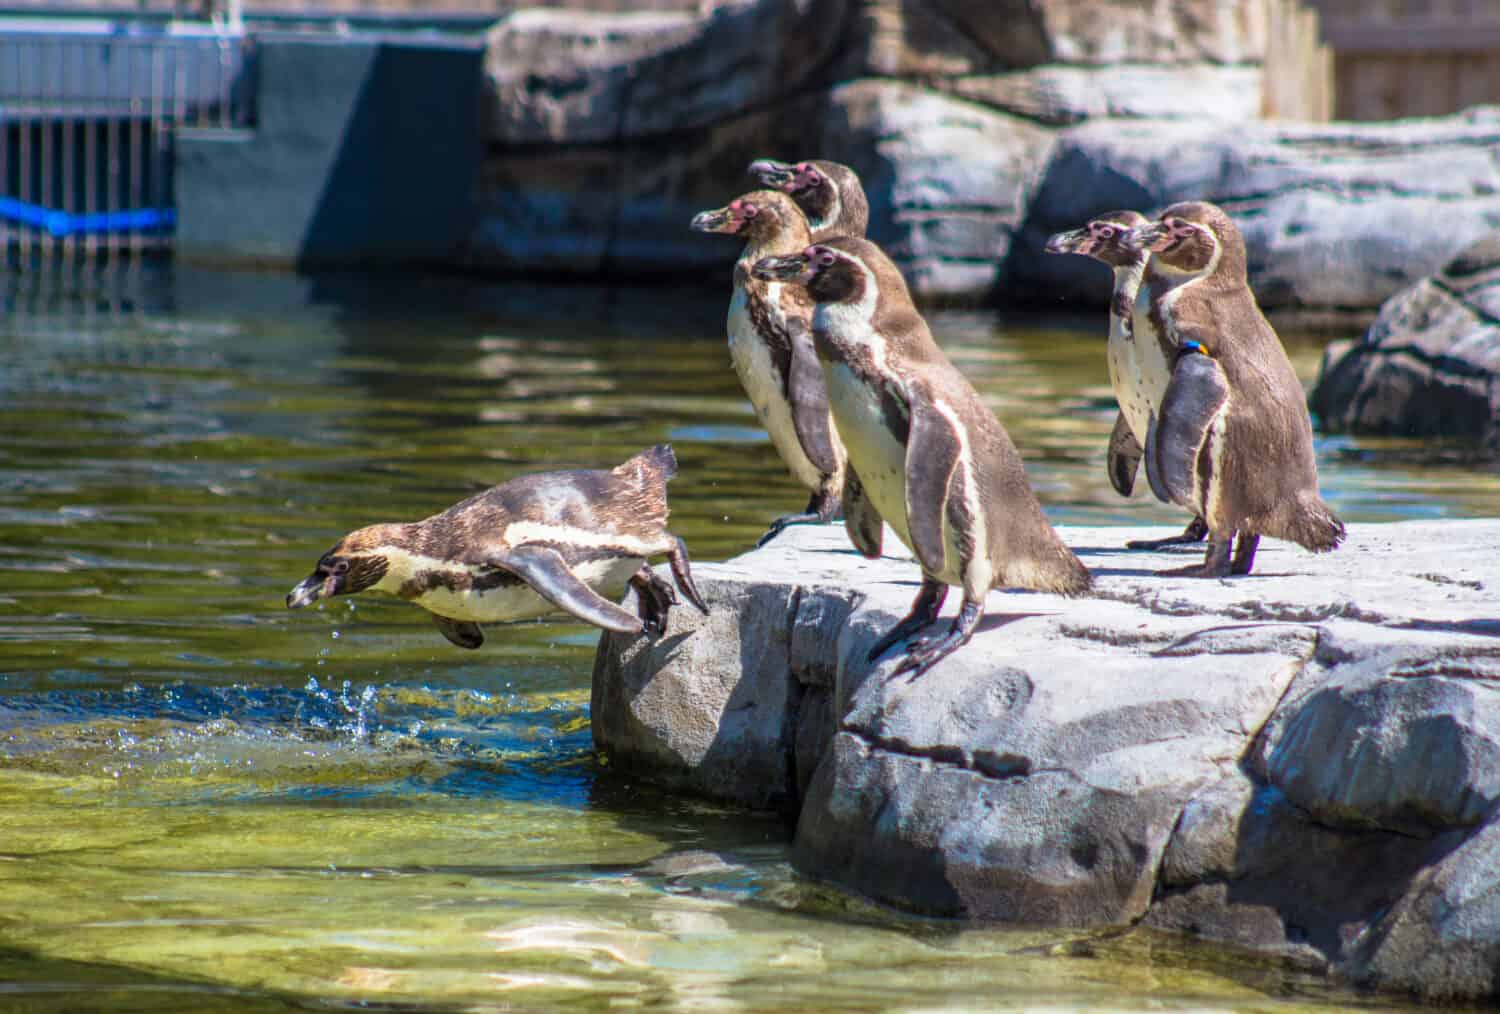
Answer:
[
  {"left": 727, "top": 285, "right": 824, "bottom": 492},
  {"left": 825, "top": 362, "right": 913, "bottom": 554},
  {"left": 414, "top": 556, "right": 642, "bottom": 625}
]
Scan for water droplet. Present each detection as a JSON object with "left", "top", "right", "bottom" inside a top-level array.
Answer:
[
  {"left": 331, "top": 630, "right": 341, "bottom": 639},
  {"left": 318, "top": 648, "right": 330, "bottom": 657}
]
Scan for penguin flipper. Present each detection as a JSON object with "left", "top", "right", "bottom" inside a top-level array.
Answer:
[
  {"left": 1107, "top": 411, "right": 1142, "bottom": 498},
  {"left": 843, "top": 466, "right": 883, "bottom": 559},
  {"left": 486, "top": 545, "right": 644, "bottom": 636},
  {"left": 786, "top": 317, "right": 840, "bottom": 475},
  {"left": 903, "top": 391, "right": 964, "bottom": 577},
  {"left": 432, "top": 615, "right": 484, "bottom": 650},
  {"left": 1145, "top": 351, "right": 1229, "bottom": 510}
]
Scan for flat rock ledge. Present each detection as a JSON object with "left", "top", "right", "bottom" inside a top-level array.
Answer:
[{"left": 593, "top": 519, "right": 1500, "bottom": 1002}]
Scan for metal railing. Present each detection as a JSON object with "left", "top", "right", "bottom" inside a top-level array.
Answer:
[{"left": 0, "top": 23, "right": 254, "bottom": 265}]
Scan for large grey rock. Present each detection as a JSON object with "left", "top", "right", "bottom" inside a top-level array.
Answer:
[
  {"left": 855, "top": 0, "right": 1271, "bottom": 77},
  {"left": 947, "top": 64, "right": 1264, "bottom": 126},
  {"left": 1009, "top": 111, "right": 1500, "bottom": 310},
  {"left": 593, "top": 519, "right": 1500, "bottom": 1000},
  {"left": 1311, "top": 230, "right": 1500, "bottom": 449},
  {"left": 482, "top": 2, "right": 850, "bottom": 146}
]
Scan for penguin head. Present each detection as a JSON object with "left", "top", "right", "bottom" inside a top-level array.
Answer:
[
  {"left": 748, "top": 158, "right": 867, "bottom": 237},
  {"left": 689, "top": 190, "right": 805, "bottom": 242},
  {"left": 1127, "top": 202, "right": 1246, "bottom": 282},
  {"left": 752, "top": 242, "right": 868, "bottom": 303},
  {"left": 1045, "top": 210, "right": 1149, "bottom": 266},
  {"left": 286, "top": 525, "right": 396, "bottom": 609}
]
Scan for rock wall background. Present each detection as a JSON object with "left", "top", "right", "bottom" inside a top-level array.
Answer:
[{"left": 467, "top": 0, "right": 1500, "bottom": 311}]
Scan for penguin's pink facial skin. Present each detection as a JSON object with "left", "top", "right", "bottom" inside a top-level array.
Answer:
[
  {"left": 746, "top": 158, "right": 823, "bottom": 195},
  {"left": 690, "top": 198, "right": 759, "bottom": 235},
  {"left": 789, "top": 161, "right": 823, "bottom": 193}
]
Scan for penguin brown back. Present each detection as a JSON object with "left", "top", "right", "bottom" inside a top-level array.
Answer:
[
  {"left": 754, "top": 236, "right": 1090, "bottom": 678},
  {"left": 1129, "top": 202, "right": 1344, "bottom": 577},
  {"left": 691, "top": 190, "right": 847, "bottom": 546},
  {"left": 287, "top": 446, "right": 708, "bottom": 648},
  {"left": 747, "top": 158, "right": 869, "bottom": 241}
]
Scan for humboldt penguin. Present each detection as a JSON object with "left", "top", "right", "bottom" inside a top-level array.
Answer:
[
  {"left": 286, "top": 445, "right": 708, "bottom": 647},
  {"left": 1123, "top": 201, "right": 1345, "bottom": 577},
  {"left": 747, "top": 159, "right": 869, "bottom": 241},
  {"left": 752, "top": 237, "right": 1092, "bottom": 678},
  {"left": 691, "top": 189, "right": 847, "bottom": 546},
  {"left": 1044, "top": 211, "right": 1207, "bottom": 550}
]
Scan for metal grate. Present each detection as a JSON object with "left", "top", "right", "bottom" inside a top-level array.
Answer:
[{"left": 0, "top": 25, "right": 254, "bottom": 265}]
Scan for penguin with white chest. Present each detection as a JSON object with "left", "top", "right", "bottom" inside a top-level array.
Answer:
[
  {"left": 691, "top": 190, "right": 847, "bottom": 545},
  {"left": 1044, "top": 211, "right": 1207, "bottom": 549},
  {"left": 1122, "top": 202, "right": 1345, "bottom": 577},
  {"left": 753, "top": 237, "right": 1092, "bottom": 678},
  {"left": 747, "top": 159, "right": 869, "bottom": 241},
  {"left": 286, "top": 445, "right": 708, "bottom": 646}
]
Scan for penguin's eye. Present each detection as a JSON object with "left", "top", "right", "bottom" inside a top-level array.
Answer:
[
  {"left": 742, "top": 205, "right": 759, "bottom": 219},
  {"left": 1095, "top": 225, "right": 1115, "bottom": 239},
  {"left": 329, "top": 559, "right": 350, "bottom": 576},
  {"left": 818, "top": 251, "right": 836, "bottom": 267}
]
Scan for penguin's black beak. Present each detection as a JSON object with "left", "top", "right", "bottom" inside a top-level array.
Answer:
[
  {"left": 751, "top": 252, "right": 813, "bottom": 284},
  {"left": 1124, "top": 222, "right": 1170, "bottom": 253},
  {"left": 286, "top": 572, "right": 332, "bottom": 609},
  {"left": 747, "top": 158, "right": 797, "bottom": 189},
  {"left": 1044, "top": 227, "right": 1090, "bottom": 255},
  {"left": 690, "top": 206, "right": 736, "bottom": 234}
]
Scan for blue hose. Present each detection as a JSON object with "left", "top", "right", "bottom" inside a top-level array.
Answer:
[{"left": 0, "top": 198, "right": 176, "bottom": 237}]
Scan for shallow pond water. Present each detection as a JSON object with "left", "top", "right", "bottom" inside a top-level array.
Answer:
[{"left": 2, "top": 263, "right": 1494, "bottom": 1012}]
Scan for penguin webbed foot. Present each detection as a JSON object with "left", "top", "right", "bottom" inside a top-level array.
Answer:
[
  {"left": 866, "top": 578, "right": 947, "bottom": 664},
  {"left": 1157, "top": 535, "right": 1235, "bottom": 578},
  {"left": 1126, "top": 516, "right": 1208, "bottom": 551},
  {"left": 756, "top": 512, "right": 820, "bottom": 548},
  {"left": 630, "top": 566, "right": 678, "bottom": 638},
  {"left": 667, "top": 536, "right": 709, "bottom": 617},
  {"left": 893, "top": 600, "right": 983, "bottom": 681}
]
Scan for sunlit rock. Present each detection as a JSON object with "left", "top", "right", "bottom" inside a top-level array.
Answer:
[{"left": 593, "top": 519, "right": 1500, "bottom": 1000}]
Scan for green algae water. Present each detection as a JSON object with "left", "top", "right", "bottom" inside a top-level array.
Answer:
[{"left": 1, "top": 263, "right": 1491, "bottom": 1012}]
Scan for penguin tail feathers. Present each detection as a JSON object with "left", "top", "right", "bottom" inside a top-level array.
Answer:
[
  {"left": 1257, "top": 492, "right": 1346, "bottom": 553},
  {"left": 620, "top": 444, "right": 678, "bottom": 483},
  {"left": 1008, "top": 543, "right": 1093, "bottom": 597}
]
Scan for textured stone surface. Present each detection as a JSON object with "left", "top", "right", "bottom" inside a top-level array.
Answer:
[
  {"left": 1311, "top": 229, "right": 1500, "bottom": 449},
  {"left": 1009, "top": 112, "right": 1500, "bottom": 310},
  {"left": 593, "top": 519, "right": 1500, "bottom": 1000}
]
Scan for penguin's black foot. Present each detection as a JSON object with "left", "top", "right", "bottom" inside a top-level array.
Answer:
[
  {"left": 667, "top": 535, "right": 710, "bottom": 616},
  {"left": 1231, "top": 533, "right": 1260, "bottom": 576},
  {"left": 893, "top": 600, "right": 983, "bottom": 680},
  {"left": 866, "top": 578, "right": 947, "bottom": 663},
  {"left": 756, "top": 512, "right": 821, "bottom": 548},
  {"left": 1126, "top": 516, "right": 1208, "bottom": 550},
  {"left": 630, "top": 566, "right": 678, "bottom": 638},
  {"left": 1157, "top": 535, "right": 1234, "bottom": 578}
]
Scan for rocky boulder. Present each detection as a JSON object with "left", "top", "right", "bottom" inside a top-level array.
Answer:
[
  {"left": 593, "top": 519, "right": 1500, "bottom": 1001},
  {"left": 1009, "top": 111, "right": 1500, "bottom": 310},
  {"left": 1311, "top": 229, "right": 1500, "bottom": 450}
]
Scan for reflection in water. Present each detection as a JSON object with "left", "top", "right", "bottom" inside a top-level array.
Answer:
[{"left": 0, "top": 262, "right": 1486, "bottom": 1011}]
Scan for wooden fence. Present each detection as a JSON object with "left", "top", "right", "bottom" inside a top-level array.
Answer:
[{"left": 1305, "top": 0, "right": 1500, "bottom": 120}]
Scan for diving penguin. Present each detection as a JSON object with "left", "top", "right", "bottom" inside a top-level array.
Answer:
[
  {"left": 753, "top": 237, "right": 1092, "bottom": 678},
  {"left": 286, "top": 445, "right": 708, "bottom": 647},
  {"left": 1044, "top": 211, "right": 1207, "bottom": 550},
  {"left": 691, "top": 189, "right": 847, "bottom": 546},
  {"left": 1123, "top": 202, "right": 1345, "bottom": 577},
  {"left": 747, "top": 159, "right": 869, "bottom": 241}
]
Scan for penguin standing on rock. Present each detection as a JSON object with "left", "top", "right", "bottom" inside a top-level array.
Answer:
[
  {"left": 747, "top": 159, "right": 869, "bottom": 241},
  {"left": 286, "top": 446, "right": 708, "bottom": 647},
  {"left": 753, "top": 237, "right": 1092, "bottom": 678},
  {"left": 1123, "top": 201, "right": 1345, "bottom": 577},
  {"left": 691, "top": 190, "right": 847, "bottom": 546},
  {"left": 1044, "top": 211, "right": 1207, "bottom": 549}
]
